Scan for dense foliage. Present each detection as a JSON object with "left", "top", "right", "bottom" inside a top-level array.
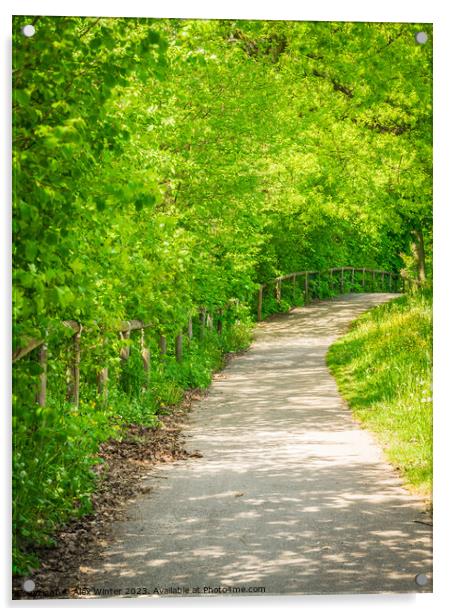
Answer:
[
  {"left": 12, "top": 17, "right": 432, "bottom": 572},
  {"left": 327, "top": 289, "right": 432, "bottom": 499}
]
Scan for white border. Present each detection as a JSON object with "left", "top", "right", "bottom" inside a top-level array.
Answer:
[
  {"left": 2, "top": 2, "right": 450, "bottom": 615},
  {"left": 2, "top": 0, "right": 440, "bottom": 21}
]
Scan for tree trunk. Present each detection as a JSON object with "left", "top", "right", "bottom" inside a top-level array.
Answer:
[{"left": 412, "top": 228, "right": 426, "bottom": 284}]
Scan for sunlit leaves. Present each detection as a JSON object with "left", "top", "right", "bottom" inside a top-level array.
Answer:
[{"left": 12, "top": 16, "right": 432, "bottom": 377}]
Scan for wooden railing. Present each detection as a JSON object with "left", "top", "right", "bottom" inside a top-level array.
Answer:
[
  {"left": 256, "top": 266, "right": 401, "bottom": 321},
  {"left": 12, "top": 265, "right": 401, "bottom": 408},
  {"left": 12, "top": 310, "right": 221, "bottom": 409}
]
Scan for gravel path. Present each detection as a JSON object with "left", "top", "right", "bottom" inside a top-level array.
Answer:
[{"left": 78, "top": 293, "right": 432, "bottom": 597}]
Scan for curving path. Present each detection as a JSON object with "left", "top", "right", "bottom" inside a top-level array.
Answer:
[{"left": 79, "top": 293, "right": 432, "bottom": 597}]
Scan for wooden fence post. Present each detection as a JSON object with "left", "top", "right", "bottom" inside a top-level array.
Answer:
[
  {"left": 120, "top": 322, "right": 131, "bottom": 363},
  {"left": 351, "top": 267, "right": 355, "bottom": 288},
  {"left": 304, "top": 272, "right": 308, "bottom": 302},
  {"left": 67, "top": 325, "right": 82, "bottom": 407},
  {"left": 382, "top": 272, "right": 385, "bottom": 290},
  {"left": 216, "top": 310, "right": 223, "bottom": 335},
  {"left": 188, "top": 317, "right": 193, "bottom": 340},
  {"left": 276, "top": 278, "right": 281, "bottom": 303},
  {"left": 389, "top": 273, "right": 392, "bottom": 292},
  {"left": 362, "top": 268, "right": 366, "bottom": 290},
  {"left": 37, "top": 342, "right": 47, "bottom": 407},
  {"left": 97, "top": 367, "right": 108, "bottom": 401},
  {"left": 340, "top": 267, "right": 344, "bottom": 294},
  {"left": 159, "top": 335, "right": 167, "bottom": 356},
  {"left": 257, "top": 285, "right": 264, "bottom": 321},
  {"left": 291, "top": 274, "right": 296, "bottom": 306},
  {"left": 140, "top": 328, "right": 150, "bottom": 388},
  {"left": 206, "top": 313, "right": 213, "bottom": 329},
  {"left": 199, "top": 308, "right": 206, "bottom": 338},
  {"left": 175, "top": 333, "right": 183, "bottom": 362}
]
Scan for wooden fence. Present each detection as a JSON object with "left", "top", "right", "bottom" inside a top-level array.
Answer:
[
  {"left": 256, "top": 266, "right": 401, "bottom": 321},
  {"left": 13, "top": 265, "right": 401, "bottom": 408},
  {"left": 12, "top": 310, "right": 222, "bottom": 409}
]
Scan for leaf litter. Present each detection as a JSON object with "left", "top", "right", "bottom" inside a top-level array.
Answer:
[{"left": 12, "top": 388, "right": 205, "bottom": 600}]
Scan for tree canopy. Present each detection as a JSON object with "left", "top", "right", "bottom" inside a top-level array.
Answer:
[{"left": 13, "top": 17, "right": 432, "bottom": 347}]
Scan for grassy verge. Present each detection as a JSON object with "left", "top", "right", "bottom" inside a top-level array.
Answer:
[{"left": 327, "top": 289, "right": 432, "bottom": 502}]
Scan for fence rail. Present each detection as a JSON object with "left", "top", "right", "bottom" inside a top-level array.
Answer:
[
  {"left": 12, "top": 265, "right": 401, "bottom": 408},
  {"left": 256, "top": 266, "right": 401, "bottom": 321},
  {"left": 12, "top": 307, "right": 224, "bottom": 409}
]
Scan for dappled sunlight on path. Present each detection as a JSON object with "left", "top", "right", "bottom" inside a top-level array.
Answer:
[{"left": 80, "top": 294, "right": 432, "bottom": 596}]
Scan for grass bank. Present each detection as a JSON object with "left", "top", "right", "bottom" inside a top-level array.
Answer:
[{"left": 327, "top": 290, "right": 432, "bottom": 502}]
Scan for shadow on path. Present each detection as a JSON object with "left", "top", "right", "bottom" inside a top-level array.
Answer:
[{"left": 79, "top": 293, "right": 432, "bottom": 597}]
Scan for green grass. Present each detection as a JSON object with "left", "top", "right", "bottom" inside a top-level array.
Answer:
[{"left": 327, "top": 289, "right": 432, "bottom": 501}]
